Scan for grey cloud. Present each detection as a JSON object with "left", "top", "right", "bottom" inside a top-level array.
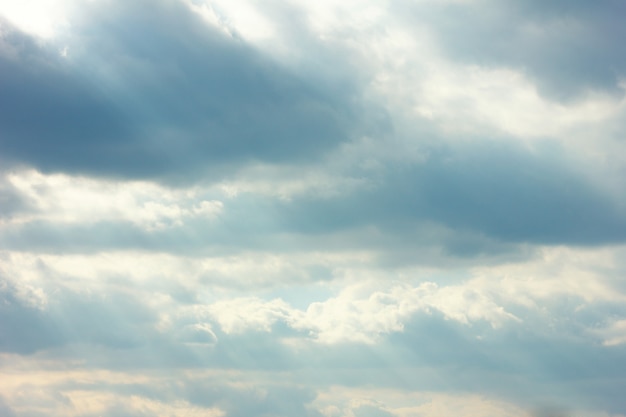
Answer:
[
  {"left": 0, "top": 271, "right": 302, "bottom": 367},
  {"left": 0, "top": 220, "right": 168, "bottom": 254},
  {"left": 78, "top": 405, "right": 154, "bottom": 417},
  {"left": 3, "top": 141, "right": 623, "bottom": 258},
  {"left": 3, "top": 274, "right": 626, "bottom": 414},
  {"left": 2, "top": 0, "right": 623, "bottom": 258},
  {"left": 532, "top": 406, "right": 571, "bottom": 417},
  {"left": 400, "top": 0, "right": 626, "bottom": 101},
  {"left": 184, "top": 381, "right": 322, "bottom": 417},
  {"left": 0, "top": 0, "right": 367, "bottom": 183},
  {"left": 0, "top": 278, "right": 158, "bottom": 354},
  {"left": 0, "top": 179, "right": 31, "bottom": 219},
  {"left": 52, "top": 291, "right": 156, "bottom": 349},
  {"left": 2, "top": 1, "right": 626, "bottom": 415},
  {"left": 0, "top": 280, "right": 65, "bottom": 353},
  {"left": 0, "top": 396, "right": 17, "bottom": 417},
  {"left": 0, "top": 217, "right": 276, "bottom": 256},
  {"left": 279, "top": 140, "right": 626, "bottom": 246},
  {"left": 375, "top": 313, "right": 626, "bottom": 414},
  {"left": 238, "top": 314, "right": 626, "bottom": 414},
  {"left": 8, "top": 369, "right": 324, "bottom": 417},
  {"left": 352, "top": 405, "right": 396, "bottom": 417}
]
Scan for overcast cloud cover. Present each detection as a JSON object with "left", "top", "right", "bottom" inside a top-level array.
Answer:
[{"left": 2, "top": 0, "right": 626, "bottom": 416}]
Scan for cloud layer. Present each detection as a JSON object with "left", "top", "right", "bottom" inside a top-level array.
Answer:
[{"left": 2, "top": 0, "right": 626, "bottom": 416}]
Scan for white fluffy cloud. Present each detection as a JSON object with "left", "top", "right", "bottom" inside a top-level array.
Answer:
[
  {"left": 206, "top": 281, "right": 516, "bottom": 344},
  {"left": 5, "top": 170, "right": 222, "bottom": 230}
]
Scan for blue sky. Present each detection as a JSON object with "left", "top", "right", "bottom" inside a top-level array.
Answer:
[{"left": 1, "top": 0, "right": 626, "bottom": 416}]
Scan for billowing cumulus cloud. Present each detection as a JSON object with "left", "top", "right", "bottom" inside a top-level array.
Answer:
[{"left": 1, "top": 0, "right": 626, "bottom": 416}]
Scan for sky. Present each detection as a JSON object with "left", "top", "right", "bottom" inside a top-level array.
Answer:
[{"left": 1, "top": 0, "right": 626, "bottom": 416}]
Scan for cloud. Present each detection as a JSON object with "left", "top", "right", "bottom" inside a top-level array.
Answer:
[
  {"left": 2, "top": 261, "right": 626, "bottom": 414},
  {"left": 0, "top": 279, "right": 63, "bottom": 354},
  {"left": 595, "top": 319, "right": 626, "bottom": 347},
  {"left": 5, "top": 170, "right": 223, "bottom": 230},
  {"left": 0, "top": 0, "right": 369, "bottom": 183},
  {"left": 0, "top": 395, "right": 17, "bottom": 417},
  {"left": 352, "top": 404, "right": 396, "bottom": 417},
  {"left": 279, "top": 140, "right": 626, "bottom": 246},
  {"left": 204, "top": 280, "right": 519, "bottom": 344},
  {"left": 0, "top": 363, "right": 323, "bottom": 417},
  {"left": 3, "top": 136, "right": 624, "bottom": 260},
  {"left": 183, "top": 379, "right": 323, "bottom": 417},
  {"left": 2, "top": 1, "right": 626, "bottom": 416},
  {"left": 0, "top": 177, "right": 30, "bottom": 220},
  {"left": 312, "top": 388, "right": 532, "bottom": 417},
  {"left": 0, "top": 0, "right": 72, "bottom": 39},
  {"left": 402, "top": 0, "right": 626, "bottom": 101},
  {"left": 0, "top": 272, "right": 162, "bottom": 354}
]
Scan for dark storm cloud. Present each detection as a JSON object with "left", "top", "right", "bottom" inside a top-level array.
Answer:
[
  {"left": 400, "top": 0, "right": 626, "bottom": 101},
  {"left": 0, "top": 0, "right": 365, "bottom": 183}
]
